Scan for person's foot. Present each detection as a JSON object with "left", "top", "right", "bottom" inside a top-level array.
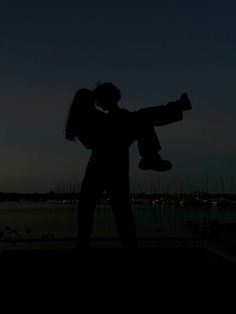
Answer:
[
  {"left": 177, "top": 93, "right": 192, "bottom": 111},
  {"left": 138, "top": 156, "right": 172, "bottom": 172}
]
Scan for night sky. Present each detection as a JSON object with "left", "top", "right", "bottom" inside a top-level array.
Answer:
[{"left": 1, "top": 0, "right": 235, "bottom": 193}]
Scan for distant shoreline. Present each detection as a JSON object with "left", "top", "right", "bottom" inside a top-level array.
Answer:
[{"left": 0, "top": 191, "right": 236, "bottom": 208}]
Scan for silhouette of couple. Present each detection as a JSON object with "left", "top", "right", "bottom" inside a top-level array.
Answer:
[{"left": 65, "top": 82, "right": 191, "bottom": 260}]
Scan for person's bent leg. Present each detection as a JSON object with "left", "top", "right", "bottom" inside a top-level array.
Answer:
[
  {"left": 131, "top": 105, "right": 182, "bottom": 172},
  {"left": 133, "top": 103, "right": 183, "bottom": 127},
  {"left": 137, "top": 124, "right": 161, "bottom": 157},
  {"left": 136, "top": 124, "right": 172, "bottom": 172},
  {"left": 132, "top": 93, "right": 191, "bottom": 127}
]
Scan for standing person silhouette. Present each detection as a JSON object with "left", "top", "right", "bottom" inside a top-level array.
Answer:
[
  {"left": 65, "top": 84, "right": 191, "bottom": 262},
  {"left": 65, "top": 88, "right": 137, "bottom": 261}
]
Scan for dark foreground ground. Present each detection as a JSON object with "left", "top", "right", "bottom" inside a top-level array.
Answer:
[{"left": 0, "top": 244, "right": 235, "bottom": 313}]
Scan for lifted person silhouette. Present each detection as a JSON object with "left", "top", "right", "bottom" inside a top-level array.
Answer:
[
  {"left": 93, "top": 83, "right": 191, "bottom": 172},
  {"left": 65, "top": 85, "right": 191, "bottom": 261}
]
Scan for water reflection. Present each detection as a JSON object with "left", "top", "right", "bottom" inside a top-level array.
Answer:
[{"left": 0, "top": 202, "right": 235, "bottom": 240}]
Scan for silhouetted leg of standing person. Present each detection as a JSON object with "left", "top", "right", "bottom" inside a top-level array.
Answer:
[
  {"left": 77, "top": 160, "right": 104, "bottom": 259},
  {"left": 78, "top": 156, "right": 137, "bottom": 257},
  {"left": 106, "top": 169, "right": 144, "bottom": 312},
  {"left": 106, "top": 170, "right": 137, "bottom": 262}
]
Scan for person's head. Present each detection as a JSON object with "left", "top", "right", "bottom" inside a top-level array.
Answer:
[
  {"left": 65, "top": 88, "right": 95, "bottom": 141},
  {"left": 93, "top": 82, "right": 121, "bottom": 111},
  {"left": 71, "top": 88, "right": 95, "bottom": 112}
]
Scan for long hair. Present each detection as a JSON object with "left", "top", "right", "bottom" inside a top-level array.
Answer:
[{"left": 64, "top": 88, "right": 94, "bottom": 141}]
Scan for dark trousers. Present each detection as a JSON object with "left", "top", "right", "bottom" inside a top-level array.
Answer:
[
  {"left": 134, "top": 104, "right": 183, "bottom": 157},
  {"left": 137, "top": 125, "right": 162, "bottom": 157},
  {"left": 77, "top": 160, "right": 137, "bottom": 255}
]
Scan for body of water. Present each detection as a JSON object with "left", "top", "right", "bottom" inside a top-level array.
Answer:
[{"left": 0, "top": 202, "right": 235, "bottom": 240}]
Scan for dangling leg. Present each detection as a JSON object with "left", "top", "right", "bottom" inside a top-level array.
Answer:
[
  {"left": 132, "top": 94, "right": 191, "bottom": 171},
  {"left": 137, "top": 124, "right": 172, "bottom": 172}
]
